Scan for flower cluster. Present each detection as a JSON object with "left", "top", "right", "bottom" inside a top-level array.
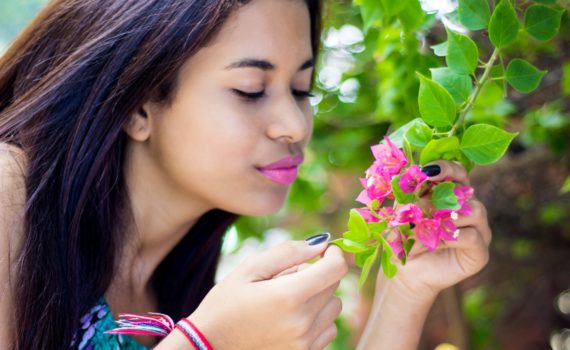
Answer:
[{"left": 355, "top": 136, "right": 474, "bottom": 260}]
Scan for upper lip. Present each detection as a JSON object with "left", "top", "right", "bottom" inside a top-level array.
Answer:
[{"left": 257, "top": 155, "right": 304, "bottom": 170}]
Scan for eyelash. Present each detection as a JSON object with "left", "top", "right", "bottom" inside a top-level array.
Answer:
[{"left": 232, "top": 89, "right": 315, "bottom": 101}]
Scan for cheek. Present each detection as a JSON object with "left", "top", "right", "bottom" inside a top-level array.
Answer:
[{"left": 154, "top": 100, "right": 261, "bottom": 180}]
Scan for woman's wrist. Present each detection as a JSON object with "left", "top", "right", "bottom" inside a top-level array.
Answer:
[
  {"left": 356, "top": 276, "right": 438, "bottom": 350},
  {"left": 184, "top": 311, "right": 223, "bottom": 350},
  {"left": 377, "top": 273, "right": 440, "bottom": 308}
]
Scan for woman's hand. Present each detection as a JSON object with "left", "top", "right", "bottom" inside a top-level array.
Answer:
[
  {"left": 355, "top": 160, "right": 491, "bottom": 350},
  {"left": 380, "top": 159, "right": 492, "bottom": 301},
  {"left": 174, "top": 239, "right": 348, "bottom": 350}
]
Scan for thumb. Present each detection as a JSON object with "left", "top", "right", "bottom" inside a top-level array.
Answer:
[{"left": 233, "top": 233, "right": 331, "bottom": 283}]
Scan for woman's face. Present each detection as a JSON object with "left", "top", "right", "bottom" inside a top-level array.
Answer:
[{"left": 138, "top": 0, "right": 314, "bottom": 216}]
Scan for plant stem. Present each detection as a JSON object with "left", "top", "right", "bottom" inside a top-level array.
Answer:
[{"left": 449, "top": 48, "right": 500, "bottom": 136}]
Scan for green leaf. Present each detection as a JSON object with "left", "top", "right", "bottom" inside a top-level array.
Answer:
[
  {"left": 355, "top": 247, "right": 376, "bottom": 268},
  {"left": 430, "top": 67, "right": 473, "bottom": 105},
  {"left": 524, "top": 5, "right": 563, "bottom": 41},
  {"left": 534, "top": 0, "right": 556, "bottom": 4},
  {"left": 488, "top": 0, "right": 520, "bottom": 48},
  {"left": 405, "top": 118, "right": 433, "bottom": 148},
  {"left": 346, "top": 209, "right": 370, "bottom": 242},
  {"left": 360, "top": 0, "right": 383, "bottom": 33},
  {"left": 460, "top": 124, "right": 517, "bottom": 165},
  {"left": 561, "top": 176, "right": 570, "bottom": 194},
  {"left": 369, "top": 221, "right": 388, "bottom": 241},
  {"left": 505, "top": 58, "right": 546, "bottom": 93},
  {"left": 446, "top": 29, "right": 479, "bottom": 75},
  {"left": 458, "top": 0, "right": 491, "bottom": 30},
  {"left": 431, "top": 41, "right": 448, "bottom": 57},
  {"left": 402, "top": 239, "right": 415, "bottom": 265},
  {"left": 432, "top": 182, "right": 461, "bottom": 210},
  {"left": 359, "top": 245, "right": 379, "bottom": 288},
  {"left": 391, "top": 175, "right": 416, "bottom": 204},
  {"left": 378, "top": 237, "right": 397, "bottom": 278},
  {"left": 381, "top": 0, "right": 410, "bottom": 19},
  {"left": 457, "top": 150, "right": 475, "bottom": 173},
  {"left": 331, "top": 238, "right": 369, "bottom": 253},
  {"left": 387, "top": 119, "right": 418, "bottom": 148},
  {"left": 397, "top": 0, "right": 425, "bottom": 32},
  {"left": 420, "top": 137, "right": 460, "bottom": 165},
  {"left": 417, "top": 73, "right": 457, "bottom": 129}
]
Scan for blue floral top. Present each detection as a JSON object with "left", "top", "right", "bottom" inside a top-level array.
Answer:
[{"left": 72, "top": 298, "right": 150, "bottom": 350}]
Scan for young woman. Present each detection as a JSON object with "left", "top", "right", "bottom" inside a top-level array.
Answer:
[{"left": 0, "top": 0, "right": 492, "bottom": 349}]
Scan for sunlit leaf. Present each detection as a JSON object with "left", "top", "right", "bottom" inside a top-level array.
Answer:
[
  {"left": 417, "top": 73, "right": 457, "bottom": 129},
  {"left": 489, "top": 0, "right": 520, "bottom": 48},
  {"left": 458, "top": 0, "right": 491, "bottom": 30},
  {"left": 460, "top": 124, "right": 518, "bottom": 164}
]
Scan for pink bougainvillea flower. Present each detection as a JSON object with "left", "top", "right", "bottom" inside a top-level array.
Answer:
[
  {"left": 414, "top": 218, "right": 441, "bottom": 251},
  {"left": 356, "top": 207, "right": 380, "bottom": 223},
  {"left": 363, "top": 171, "right": 393, "bottom": 203},
  {"left": 433, "top": 209, "right": 459, "bottom": 241},
  {"left": 398, "top": 165, "right": 428, "bottom": 194},
  {"left": 388, "top": 236, "right": 405, "bottom": 260},
  {"left": 390, "top": 203, "right": 423, "bottom": 226},
  {"left": 377, "top": 207, "right": 395, "bottom": 219},
  {"left": 370, "top": 136, "right": 408, "bottom": 175},
  {"left": 454, "top": 185, "right": 475, "bottom": 216}
]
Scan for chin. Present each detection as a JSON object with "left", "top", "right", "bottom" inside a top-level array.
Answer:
[{"left": 229, "top": 193, "right": 288, "bottom": 217}]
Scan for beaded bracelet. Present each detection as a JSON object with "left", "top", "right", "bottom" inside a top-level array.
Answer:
[{"left": 105, "top": 312, "right": 213, "bottom": 349}]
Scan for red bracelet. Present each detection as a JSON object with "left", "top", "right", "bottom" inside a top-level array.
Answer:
[{"left": 175, "top": 318, "right": 213, "bottom": 350}]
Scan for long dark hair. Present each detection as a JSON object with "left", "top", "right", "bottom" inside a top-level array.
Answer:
[{"left": 0, "top": 0, "right": 322, "bottom": 348}]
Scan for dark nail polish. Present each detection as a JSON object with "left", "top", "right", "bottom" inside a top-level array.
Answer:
[
  {"left": 305, "top": 232, "right": 331, "bottom": 246},
  {"left": 421, "top": 164, "right": 441, "bottom": 177}
]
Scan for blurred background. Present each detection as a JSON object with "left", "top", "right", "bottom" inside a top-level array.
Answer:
[{"left": 1, "top": 0, "right": 569, "bottom": 349}]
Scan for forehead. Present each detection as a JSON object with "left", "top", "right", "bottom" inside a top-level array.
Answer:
[{"left": 189, "top": 0, "right": 313, "bottom": 70}]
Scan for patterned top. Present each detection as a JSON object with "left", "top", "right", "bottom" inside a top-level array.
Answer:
[{"left": 72, "top": 298, "right": 150, "bottom": 350}]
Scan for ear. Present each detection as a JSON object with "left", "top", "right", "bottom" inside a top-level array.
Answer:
[{"left": 123, "top": 103, "right": 153, "bottom": 142}]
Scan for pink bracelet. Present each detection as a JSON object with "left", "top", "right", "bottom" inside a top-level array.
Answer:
[{"left": 106, "top": 313, "right": 213, "bottom": 350}]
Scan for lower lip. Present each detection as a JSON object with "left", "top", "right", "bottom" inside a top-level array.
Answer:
[{"left": 256, "top": 167, "right": 299, "bottom": 185}]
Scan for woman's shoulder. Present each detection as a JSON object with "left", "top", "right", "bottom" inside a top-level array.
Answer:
[
  {"left": 0, "top": 142, "right": 27, "bottom": 257},
  {"left": 0, "top": 143, "right": 27, "bottom": 344},
  {"left": 0, "top": 142, "right": 28, "bottom": 177}
]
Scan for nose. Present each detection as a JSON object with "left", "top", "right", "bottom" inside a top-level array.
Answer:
[{"left": 266, "top": 95, "right": 312, "bottom": 144}]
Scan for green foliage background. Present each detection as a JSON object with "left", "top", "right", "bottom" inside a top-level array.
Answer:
[{"left": 1, "top": 0, "right": 569, "bottom": 349}]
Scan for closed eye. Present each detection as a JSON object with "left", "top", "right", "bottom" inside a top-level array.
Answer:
[
  {"left": 231, "top": 89, "right": 266, "bottom": 100},
  {"left": 232, "top": 89, "right": 315, "bottom": 102}
]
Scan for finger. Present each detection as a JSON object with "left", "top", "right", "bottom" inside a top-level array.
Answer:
[
  {"left": 453, "top": 201, "right": 492, "bottom": 246},
  {"left": 304, "top": 281, "right": 340, "bottom": 318},
  {"left": 440, "top": 227, "right": 489, "bottom": 259},
  {"left": 309, "top": 323, "right": 338, "bottom": 350},
  {"left": 421, "top": 160, "right": 470, "bottom": 186},
  {"left": 407, "top": 240, "right": 429, "bottom": 259},
  {"left": 306, "top": 297, "right": 342, "bottom": 349},
  {"left": 231, "top": 238, "right": 329, "bottom": 283},
  {"left": 440, "top": 227, "right": 490, "bottom": 275},
  {"left": 269, "top": 245, "right": 348, "bottom": 301},
  {"left": 272, "top": 265, "right": 299, "bottom": 279},
  {"left": 272, "top": 262, "right": 311, "bottom": 279}
]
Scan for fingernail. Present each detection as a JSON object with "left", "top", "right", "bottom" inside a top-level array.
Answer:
[
  {"left": 305, "top": 232, "right": 331, "bottom": 246},
  {"left": 421, "top": 164, "right": 441, "bottom": 177}
]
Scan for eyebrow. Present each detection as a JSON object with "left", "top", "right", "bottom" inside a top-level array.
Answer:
[{"left": 224, "top": 58, "right": 314, "bottom": 71}]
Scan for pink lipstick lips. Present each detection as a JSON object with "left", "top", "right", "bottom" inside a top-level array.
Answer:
[{"left": 256, "top": 155, "right": 304, "bottom": 185}]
